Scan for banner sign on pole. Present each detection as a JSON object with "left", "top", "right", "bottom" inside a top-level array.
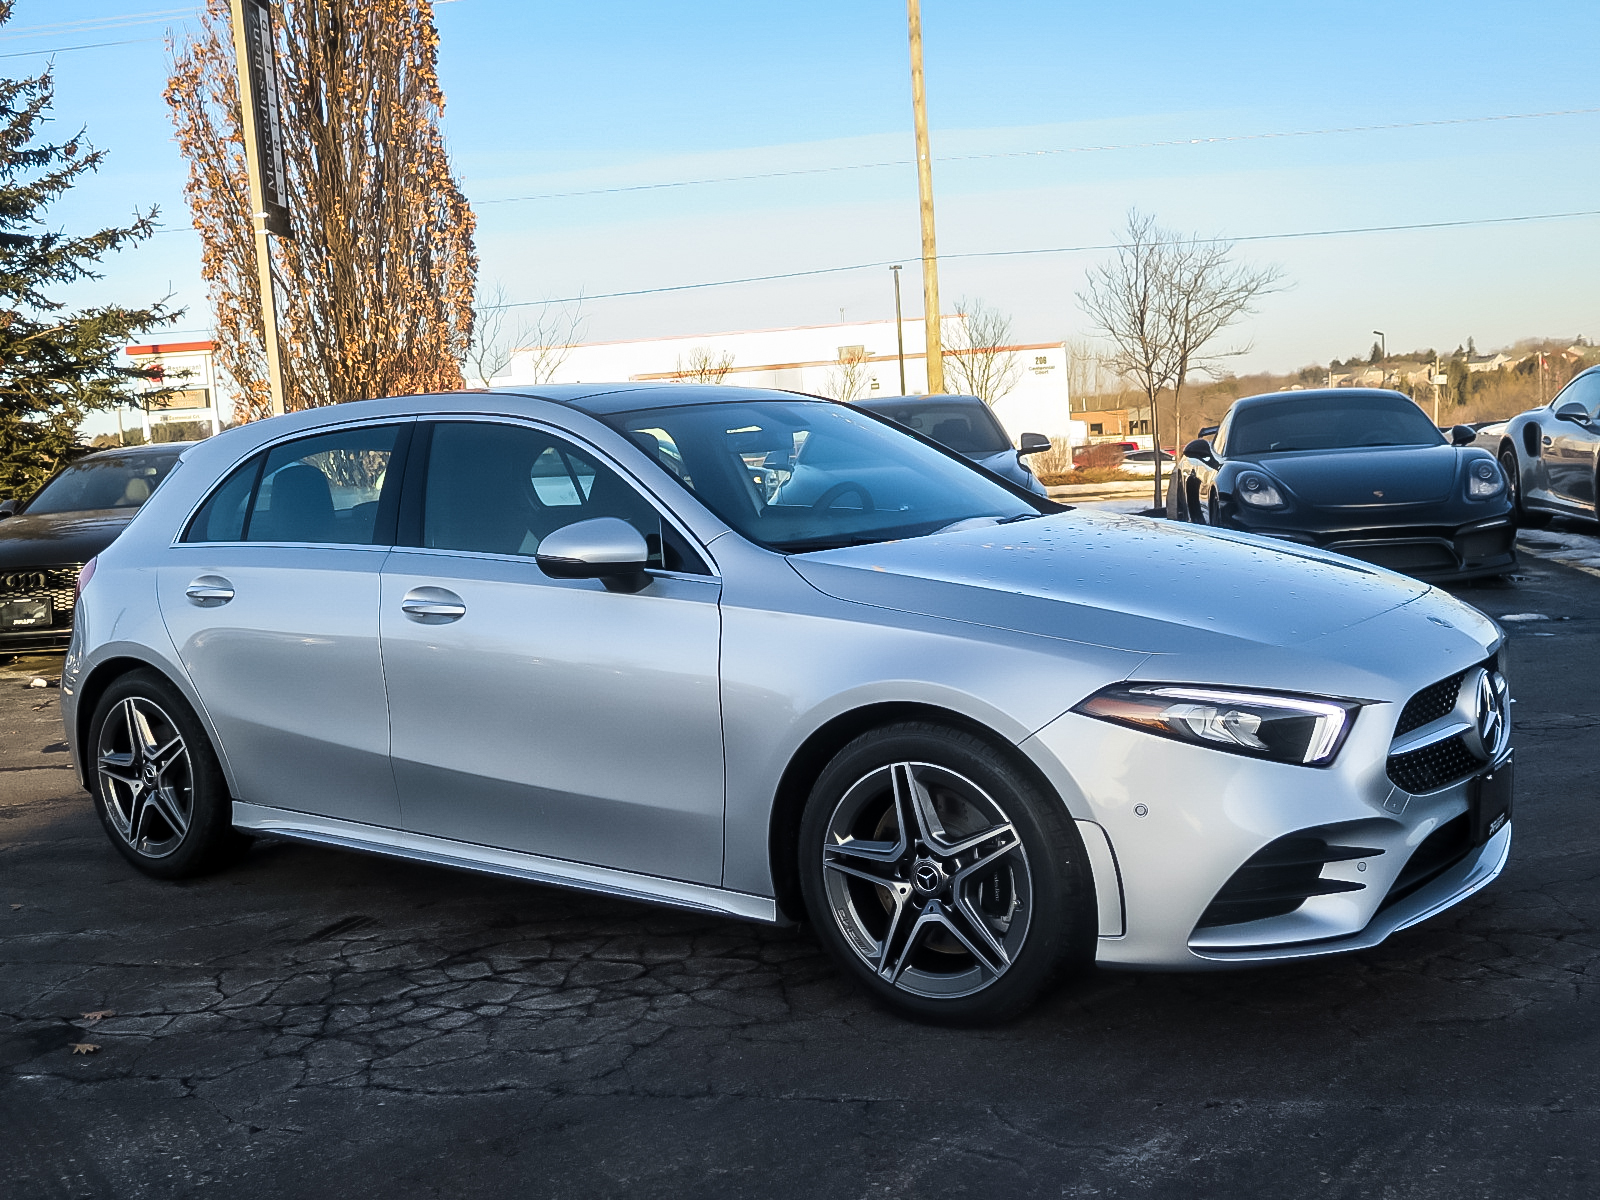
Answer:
[{"left": 238, "top": 0, "right": 292, "bottom": 238}]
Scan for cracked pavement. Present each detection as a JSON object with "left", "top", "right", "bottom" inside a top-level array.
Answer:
[{"left": 4, "top": 523, "right": 1600, "bottom": 1198}]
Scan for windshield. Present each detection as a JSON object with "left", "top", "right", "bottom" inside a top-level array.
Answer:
[
  {"left": 601, "top": 399, "right": 1040, "bottom": 552},
  {"left": 1227, "top": 394, "right": 1445, "bottom": 455},
  {"left": 855, "top": 399, "right": 1011, "bottom": 455},
  {"left": 22, "top": 452, "right": 180, "bottom": 515}
]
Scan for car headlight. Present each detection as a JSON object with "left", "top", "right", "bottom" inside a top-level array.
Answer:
[
  {"left": 1235, "top": 471, "right": 1285, "bottom": 508},
  {"left": 1072, "top": 683, "right": 1361, "bottom": 766},
  {"left": 1466, "top": 458, "right": 1505, "bottom": 498}
]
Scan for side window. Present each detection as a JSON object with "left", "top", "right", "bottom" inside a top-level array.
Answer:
[
  {"left": 419, "top": 422, "right": 709, "bottom": 574},
  {"left": 184, "top": 424, "right": 401, "bottom": 545},
  {"left": 1563, "top": 373, "right": 1600, "bottom": 420}
]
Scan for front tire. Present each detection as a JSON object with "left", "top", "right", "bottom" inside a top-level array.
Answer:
[
  {"left": 88, "top": 669, "right": 248, "bottom": 880},
  {"left": 798, "top": 722, "right": 1094, "bottom": 1024},
  {"left": 1501, "top": 445, "right": 1550, "bottom": 528}
]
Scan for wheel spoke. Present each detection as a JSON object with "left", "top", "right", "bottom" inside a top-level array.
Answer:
[
  {"left": 934, "top": 820, "right": 1018, "bottom": 860},
  {"left": 825, "top": 834, "right": 902, "bottom": 865},
  {"left": 97, "top": 750, "right": 139, "bottom": 787},
  {"left": 822, "top": 852, "right": 906, "bottom": 893},
  {"left": 146, "top": 784, "right": 190, "bottom": 837},
  {"left": 128, "top": 788, "right": 158, "bottom": 846},
  {"left": 948, "top": 830, "right": 1024, "bottom": 888},
  {"left": 878, "top": 899, "right": 934, "bottom": 984},
  {"left": 931, "top": 900, "right": 1011, "bottom": 975},
  {"left": 148, "top": 735, "right": 186, "bottom": 780},
  {"left": 127, "top": 702, "right": 161, "bottom": 758},
  {"left": 891, "top": 762, "right": 944, "bottom": 847}
]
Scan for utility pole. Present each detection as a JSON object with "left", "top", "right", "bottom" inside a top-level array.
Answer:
[
  {"left": 906, "top": 0, "right": 944, "bottom": 396},
  {"left": 891, "top": 265, "right": 907, "bottom": 395},
  {"left": 229, "top": 0, "right": 291, "bottom": 417}
]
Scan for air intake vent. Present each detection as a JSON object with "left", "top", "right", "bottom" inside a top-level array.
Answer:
[
  {"left": 1394, "top": 668, "right": 1468, "bottom": 736},
  {"left": 1387, "top": 734, "right": 1481, "bottom": 794},
  {"left": 1197, "top": 834, "right": 1382, "bottom": 929}
]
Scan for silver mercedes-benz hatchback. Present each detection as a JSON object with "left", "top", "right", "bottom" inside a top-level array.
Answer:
[{"left": 62, "top": 385, "right": 1514, "bottom": 1023}]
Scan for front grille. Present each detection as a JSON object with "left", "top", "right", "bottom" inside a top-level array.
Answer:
[
  {"left": 1378, "top": 814, "right": 1473, "bottom": 911},
  {"left": 1394, "top": 669, "right": 1468, "bottom": 736},
  {"left": 0, "top": 565, "right": 80, "bottom": 631},
  {"left": 1387, "top": 733, "right": 1480, "bottom": 794},
  {"left": 1197, "top": 833, "right": 1381, "bottom": 929},
  {"left": 1335, "top": 541, "right": 1458, "bottom": 573}
]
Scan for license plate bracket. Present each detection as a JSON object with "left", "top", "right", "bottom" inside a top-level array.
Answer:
[
  {"left": 0, "top": 596, "right": 51, "bottom": 631},
  {"left": 1469, "top": 753, "right": 1514, "bottom": 845}
]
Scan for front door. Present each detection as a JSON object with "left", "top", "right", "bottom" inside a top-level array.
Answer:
[
  {"left": 379, "top": 419, "right": 726, "bottom": 884},
  {"left": 157, "top": 422, "right": 408, "bottom": 827},
  {"left": 1546, "top": 374, "right": 1600, "bottom": 509}
]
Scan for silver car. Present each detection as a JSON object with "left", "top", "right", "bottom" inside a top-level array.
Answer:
[{"left": 62, "top": 385, "right": 1514, "bottom": 1023}]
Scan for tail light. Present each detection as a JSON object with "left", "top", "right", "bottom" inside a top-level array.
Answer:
[{"left": 76, "top": 556, "right": 97, "bottom": 598}]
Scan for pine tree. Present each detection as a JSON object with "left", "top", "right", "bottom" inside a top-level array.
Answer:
[{"left": 0, "top": 0, "right": 178, "bottom": 497}]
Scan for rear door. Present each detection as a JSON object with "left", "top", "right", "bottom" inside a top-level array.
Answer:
[
  {"left": 378, "top": 418, "right": 726, "bottom": 884},
  {"left": 157, "top": 421, "right": 409, "bottom": 828}
]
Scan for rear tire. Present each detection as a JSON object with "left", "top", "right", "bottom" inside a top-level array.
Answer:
[
  {"left": 88, "top": 669, "right": 249, "bottom": 880},
  {"left": 798, "top": 721, "right": 1094, "bottom": 1025}
]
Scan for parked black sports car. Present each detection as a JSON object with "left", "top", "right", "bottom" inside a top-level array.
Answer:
[
  {"left": 1166, "top": 388, "right": 1515, "bottom": 581},
  {"left": 852, "top": 393, "right": 1051, "bottom": 495},
  {"left": 0, "top": 443, "right": 187, "bottom": 652},
  {"left": 1477, "top": 364, "right": 1600, "bottom": 527}
]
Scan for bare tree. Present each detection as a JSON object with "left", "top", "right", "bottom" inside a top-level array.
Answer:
[
  {"left": 167, "top": 0, "right": 477, "bottom": 421},
  {"left": 1078, "top": 209, "right": 1282, "bottom": 509},
  {"left": 942, "top": 298, "right": 1021, "bottom": 403},
  {"left": 674, "top": 347, "right": 734, "bottom": 384},
  {"left": 465, "top": 282, "right": 585, "bottom": 387},
  {"left": 823, "top": 344, "right": 872, "bottom": 402}
]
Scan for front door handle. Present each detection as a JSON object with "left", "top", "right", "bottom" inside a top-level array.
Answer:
[
  {"left": 185, "top": 575, "right": 234, "bottom": 606},
  {"left": 400, "top": 586, "right": 466, "bottom": 623},
  {"left": 1542, "top": 435, "right": 1553, "bottom": 446}
]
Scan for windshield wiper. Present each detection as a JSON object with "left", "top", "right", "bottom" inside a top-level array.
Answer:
[
  {"left": 996, "top": 512, "right": 1041, "bottom": 524},
  {"left": 772, "top": 534, "right": 891, "bottom": 553}
]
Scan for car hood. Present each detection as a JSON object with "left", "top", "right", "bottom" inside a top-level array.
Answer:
[
  {"left": 0, "top": 509, "right": 133, "bottom": 570},
  {"left": 788, "top": 510, "right": 1431, "bottom": 653},
  {"left": 1241, "top": 445, "right": 1460, "bottom": 506}
]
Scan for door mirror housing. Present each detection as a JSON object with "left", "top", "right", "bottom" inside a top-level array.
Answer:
[
  {"left": 536, "top": 517, "right": 650, "bottom": 587},
  {"left": 1554, "top": 401, "right": 1591, "bottom": 425},
  {"left": 0, "top": 499, "right": 15, "bottom": 520},
  {"left": 1016, "top": 432, "right": 1051, "bottom": 458},
  {"left": 1449, "top": 424, "right": 1478, "bottom": 445},
  {"left": 1182, "top": 438, "right": 1218, "bottom": 464}
]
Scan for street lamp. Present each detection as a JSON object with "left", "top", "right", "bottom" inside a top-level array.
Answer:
[{"left": 1372, "top": 330, "right": 1386, "bottom": 361}]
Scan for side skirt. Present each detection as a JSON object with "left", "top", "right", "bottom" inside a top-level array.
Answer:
[{"left": 232, "top": 801, "right": 782, "bottom": 925}]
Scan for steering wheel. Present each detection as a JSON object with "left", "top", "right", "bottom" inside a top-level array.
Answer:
[{"left": 810, "top": 481, "right": 875, "bottom": 512}]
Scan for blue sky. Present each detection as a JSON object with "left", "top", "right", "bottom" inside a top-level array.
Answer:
[{"left": 17, "top": 0, "right": 1600, "bottom": 380}]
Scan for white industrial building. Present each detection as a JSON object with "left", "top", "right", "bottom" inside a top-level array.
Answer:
[{"left": 497, "top": 318, "right": 1081, "bottom": 445}]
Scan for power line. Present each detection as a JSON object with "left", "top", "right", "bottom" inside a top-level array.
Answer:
[
  {"left": 477, "top": 105, "right": 1600, "bottom": 205},
  {"left": 0, "top": 38, "right": 157, "bottom": 60},
  {"left": 479, "top": 208, "right": 1600, "bottom": 309},
  {"left": 0, "top": 8, "right": 197, "bottom": 41}
]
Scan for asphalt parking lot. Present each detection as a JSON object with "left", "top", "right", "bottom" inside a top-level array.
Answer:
[{"left": 3, "top": 520, "right": 1599, "bottom": 1199}]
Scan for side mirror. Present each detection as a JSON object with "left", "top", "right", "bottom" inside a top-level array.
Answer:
[
  {"left": 1182, "top": 438, "right": 1218, "bottom": 464},
  {"left": 1449, "top": 424, "right": 1478, "bottom": 445},
  {"left": 0, "top": 499, "right": 14, "bottom": 520},
  {"left": 1555, "top": 401, "right": 1591, "bottom": 425},
  {"left": 1016, "top": 432, "right": 1051, "bottom": 457},
  {"left": 536, "top": 517, "right": 650, "bottom": 588},
  {"left": 1197, "top": 425, "right": 1219, "bottom": 439}
]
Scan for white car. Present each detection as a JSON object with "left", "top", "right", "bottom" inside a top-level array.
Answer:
[{"left": 62, "top": 386, "right": 1513, "bottom": 1023}]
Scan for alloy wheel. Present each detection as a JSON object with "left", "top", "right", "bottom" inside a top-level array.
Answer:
[
  {"left": 820, "top": 761, "right": 1032, "bottom": 999},
  {"left": 96, "top": 696, "right": 195, "bottom": 859}
]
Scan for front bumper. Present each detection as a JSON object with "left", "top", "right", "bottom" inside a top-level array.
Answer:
[
  {"left": 1229, "top": 516, "right": 1516, "bottom": 582},
  {"left": 1023, "top": 704, "right": 1512, "bottom": 970}
]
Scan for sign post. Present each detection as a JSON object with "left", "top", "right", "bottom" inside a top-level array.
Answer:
[{"left": 229, "top": 0, "right": 292, "bottom": 417}]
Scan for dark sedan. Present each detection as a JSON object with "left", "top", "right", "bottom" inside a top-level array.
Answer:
[
  {"left": 852, "top": 393, "right": 1051, "bottom": 495},
  {"left": 0, "top": 443, "right": 187, "bottom": 651},
  {"left": 1166, "top": 389, "right": 1515, "bottom": 581}
]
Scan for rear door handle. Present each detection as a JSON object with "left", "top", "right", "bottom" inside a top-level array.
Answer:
[
  {"left": 400, "top": 586, "right": 466, "bottom": 623},
  {"left": 185, "top": 575, "right": 234, "bottom": 606}
]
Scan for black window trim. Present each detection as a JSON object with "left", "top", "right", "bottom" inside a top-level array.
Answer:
[
  {"left": 176, "top": 417, "right": 416, "bottom": 548},
  {"left": 394, "top": 415, "right": 720, "bottom": 580}
]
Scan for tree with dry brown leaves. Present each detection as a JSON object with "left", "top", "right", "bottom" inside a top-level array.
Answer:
[{"left": 167, "top": 0, "right": 477, "bottom": 421}]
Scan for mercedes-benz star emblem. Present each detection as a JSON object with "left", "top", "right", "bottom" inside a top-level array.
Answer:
[{"left": 1463, "top": 668, "right": 1510, "bottom": 761}]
